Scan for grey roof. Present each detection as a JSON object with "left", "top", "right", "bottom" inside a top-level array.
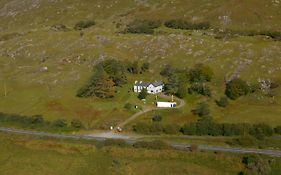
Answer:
[{"left": 135, "top": 81, "right": 163, "bottom": 87}]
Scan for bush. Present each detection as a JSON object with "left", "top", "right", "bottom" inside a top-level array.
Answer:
[
  {"left": 181, "top": 123, "right": 197, "bottom": 135},
  {"left": 163, "top": 124, "right": 180, "bottom": 134},
  {"left": 152, "top": 115, "right": 162, "bottom": 122},
  {"left": 133, "top": 140, "right": 170, "bottom": 150},
  {"left": 188, "top": 83, "right": 212, "bottom": 97},
  {"left": 191, "top": 102, "right": 210, "bottom": 117},
  {"left": 133, "top": 122, "right": 151, "bottom": 134},
  {"left": 189, "top": 64, "right": 214, "bottom": 83},
  {"left": 52, "top": 119, "right": 67, "bottom": 128},
  {"left": 74, "top": 20, "right": 96, "bottom": 30},
  {"left": 228, "top": 135, "right": 258, "bottom": 147},
  {"left": 250, "top": 123, "right": 273, "bottom": 140},
  {"left": 125, "top": 20, "right": 161, "bottom": 34},
  {"left": 71, "top": 119, "right": 83, "bottom": 129},
  {"left": 150, "top": 123, "right": 163, "bottom": 134},
  {"left": 274, "top": 125, "right": 281, "bottom": 134},
  {"left": 104, "top": 139, "right": 128, "bottom": 147},
  {"left": 124, "top": 103, "right": 134, "bottom": 111},
  {"left": 225, "top": 78, "right": 250, "bottom": 100},
  {"left": 141, "top": 62, "right": 150, "bottom": 72},
  {"left": 138, "top": 88, "right": 148, "bottom": 100},
  {"left": 164, "top": 19, "right": 210, "bottom": 30},
  {"left": 215, "top": 96, "right": 229, "bottom": 107},
  {"left": 29, "top": 115, "right": 44, "bottom": 124},
  {"left": 242, "top": 155, "right": 272, "bottom": 175}
]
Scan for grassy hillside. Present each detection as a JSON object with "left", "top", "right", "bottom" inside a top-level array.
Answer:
[
  {"left": 0, "top": 0, "right": 281, "bottom": 130},
  {"left": 1, "top": 132, "right": 281, "bottom": 175}
]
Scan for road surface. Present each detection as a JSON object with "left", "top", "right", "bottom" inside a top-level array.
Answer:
[{"left": 1, "top": 127, "right": 281, "bottom": 157}]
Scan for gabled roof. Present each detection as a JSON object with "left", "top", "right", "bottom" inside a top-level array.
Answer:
[{"left": 135, "top": 81, "right": 163, "bottom": 87}]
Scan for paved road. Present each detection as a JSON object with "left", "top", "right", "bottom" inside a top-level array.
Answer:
[
  {"left": 116, "top": 93, "right": 186, "bottom": 129},
  {"left": 1, "top": 127, "right": 281, "bottom": 157}
]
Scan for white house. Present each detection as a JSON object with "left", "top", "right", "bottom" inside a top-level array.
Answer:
[
  {"left": 134, "top": 81, "right": 164, "bottom": 94},
  {"left": 156, "top": 102, "right": 177, "bottom": 108}
]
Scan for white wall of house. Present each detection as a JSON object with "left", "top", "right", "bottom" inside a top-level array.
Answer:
[{"left": 134, "top": 82, "right": 164, "bottom": 94}]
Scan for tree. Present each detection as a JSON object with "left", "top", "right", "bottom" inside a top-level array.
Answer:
[
  {"left": 189, "top": 64, "right": 214, "bottom": 83},
  {"left": 77, "top": 66, "right": 115, "bottom": 98},
  {"left": 100, "top": 59, "right": 127, "bottom": 86},
  {"left": 176, "top": 83, "right": 187, "bottom": 98},
  {"left": 225, "top": 78, "right": 250, "bottom": 100},
  {"left": 138, "top": 88, "right": 148, "bottom": 100},
  {"left": 191, "top": 102, "right": 210, "bottom": 117}
]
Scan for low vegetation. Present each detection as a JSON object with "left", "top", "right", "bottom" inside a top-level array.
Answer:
[
  {"left": 164, "top": 19, "right": 210, "bottom": 30},
  {"left": 74, "top": 20, "right": 96, "bottom": 30},
  {"left": 125, "top": 20, "right": 161, "bottom": 34}
]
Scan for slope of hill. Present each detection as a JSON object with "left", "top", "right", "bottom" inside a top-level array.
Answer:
[{"left": 0, "top": 0, "right": 281, "bottom": 129}]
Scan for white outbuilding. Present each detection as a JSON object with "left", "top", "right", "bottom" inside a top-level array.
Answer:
[{"left": 156, "top": 102, "right": 177, "bottom": 108}]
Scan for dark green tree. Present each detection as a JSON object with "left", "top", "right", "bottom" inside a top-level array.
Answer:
[
  {"left": 138, "top": 88, "right": 148, "bottom": 100},
  {"left": 189, "top": 64, "right": 214, "bottom": 83},
  {"left": 225, "top": 78, "right": 250, "bottom": 100}
]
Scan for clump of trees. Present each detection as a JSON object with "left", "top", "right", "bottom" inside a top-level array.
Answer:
[
  {"left": 74, "top": 20, "right": 96, "bottom": 30},
  {"left": 225, "top": 78, "right": 251, "bottom": 100},
  {"left": 125, "top": 20, "right": 161, "bottom": 34},
  {"left": 77, "top": 66, "right": 115, "bottom": 98},
  {"left": 164, "top": 19, "right": 210, "bottom": 30},
  {"left": 160, "top": 64, "right": 214, "bottom": 98},
  {"left": 127, "top": 61, "right": 150, "bottom": 74}
]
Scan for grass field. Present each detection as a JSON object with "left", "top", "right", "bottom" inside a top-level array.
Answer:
[
  {"left": 1, "top": 132, "right": 281, "bottom": 175},
  {"left": 0, "top": 0, "right": 281, "bottom": 130}
]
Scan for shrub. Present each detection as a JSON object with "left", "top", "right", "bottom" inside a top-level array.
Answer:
[
  {"left": 188, "top": 83, "right": 212, "bottom": 97},
  {"left": 228, "top": 135, "right": 258, "bottom": 147},
  {"left": 150, "top": 123, "right": 163, "bottom": 134},
  {"left": 133, "top": 122, "right": 151, "bottom": 134},
  {"left": 225, "top": 78, "right": 250, "bottom": 100},
  {"left": 71, "top": 119, "right": 83, "bottom": 128},
  {"left": 152, "top": 115, "right": 162, "bottom": 122},
  {"left": 250, "top": 123, "right": 273, "bottom": 140},
  {"left": 104, "top": 139, "right": 128, "bottom": 147},
  {"left": 124, "top": 103, "right": 134, "bottom": 111},
  {"left": 181, "top": 123, "right": 197, "bottom": 135},
  {"left": 52, "top": 119, "right": 67, "bottom": 128},
  {"left": 138, "top": 88, "right": 148, "bottom": 100},
  {"left": 164, "top": 19, "right": 210, "bottom": 30},
  {"left": 163, "top": 124, "right": 180, "bottom": 134},
  {"left": 215, "top": 96, "right": 229, "bottom": 107},
  {"left": 242, "top": 155, "right": 272, "bottom": 175},
  {"left": 133, "top": 140, "right": 170, "bottom": 150},
  {"left": 191, "top": 102, "right": 210, "bottom": 117},
  {"left": 125, "top": 20, "right": 161, "bottom": 34},
  {"left": 274, "top": 125, "right": 281, "bottom": 134},
  {"left": 189, "top": 64, "right": 214, "bottom": 83},
  {"left": 29, "top": 115, "right": 44, "bottom": 124},
  {"left": 141, "top": 62, "right": 150, "bottom": 72},
  {"left": 74, "top": 20, "right": 96, "bottom": 30}
]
